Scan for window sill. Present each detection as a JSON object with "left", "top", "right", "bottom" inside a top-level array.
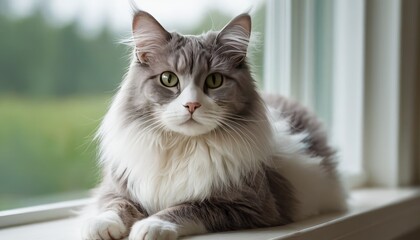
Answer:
[{"left": 0, "top": 188, "right": 419, "bottom": 240}]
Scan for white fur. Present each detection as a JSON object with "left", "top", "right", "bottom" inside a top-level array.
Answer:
[
  {"left": 129, "top": 217, "right": 178, "bottom": 240},
  {"left": 81, "top": 210, "right": 127, "bottom": 240},
  {"left": 129, "top": 216, "right": 207, "bottom": 240}
]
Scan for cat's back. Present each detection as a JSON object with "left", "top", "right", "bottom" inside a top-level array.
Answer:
[
  {"left": 261, "top": 93, "right": 334, "bottom": 162},
  {"left": 261, "top": 93, "right": 347, "bottom": 220}
]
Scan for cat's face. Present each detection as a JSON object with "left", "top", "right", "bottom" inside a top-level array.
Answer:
[{"left": 126, "top": 11, "right": 259, "bottom": 137}]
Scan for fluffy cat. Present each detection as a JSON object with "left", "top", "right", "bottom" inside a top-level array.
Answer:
[{"left": 81, "top": 10, "right": 347, "bottom": 240}]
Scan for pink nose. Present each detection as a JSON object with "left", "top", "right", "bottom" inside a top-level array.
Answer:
[{"left": 183, "top": 102, "right": 201, "bottom": 113}]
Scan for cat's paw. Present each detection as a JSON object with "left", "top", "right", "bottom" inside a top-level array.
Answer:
[
  {"left": 81, "top": 211, "right": 127, "bottom": 240},
  {"left": 129, "top": 216, "right": 178, "bottom": 240}
]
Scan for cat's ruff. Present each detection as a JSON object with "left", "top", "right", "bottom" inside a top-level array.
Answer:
[
  {"left": 97, "top": 82, "right": 346, "bottom": 219},
  {"left": 97, "top": 80, "right": 273, "bottom": 215}
]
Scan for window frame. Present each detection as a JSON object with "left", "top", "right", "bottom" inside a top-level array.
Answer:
[
  {"left": 2, "top": 188, "right": 420, "bottom": 239},
  {"left": 364, "top": 0, "right": 420, "bottom": 187},
  {"left": 362, "top": 0, "right": 420, "bottom": 187},
  {"left": 0, "top": 199, "right": 90, "bottom": 228}
]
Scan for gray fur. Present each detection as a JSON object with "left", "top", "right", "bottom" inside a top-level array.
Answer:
[
  {"left": 262, "top": 93, "right": 338, "bottom": 173},
  {"left": 155, "top": 169, "right": 295, "bottom": 232}
]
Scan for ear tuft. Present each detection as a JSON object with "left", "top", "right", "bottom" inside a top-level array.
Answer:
[
  {"left": 216, "top": 14, "right": 251, "bottom": 64},
  {"left": 132, "top": 11, "right": 171, "bottom": 64}
]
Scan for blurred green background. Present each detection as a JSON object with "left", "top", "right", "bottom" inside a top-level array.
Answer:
[{"left": 0, "top": 1, "right": 265, "bottom": 210}]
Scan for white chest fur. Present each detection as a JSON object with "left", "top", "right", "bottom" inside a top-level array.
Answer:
[
  {"left": 127, "top": 138, "right": 224, "bottom": 214},
  {"left": 103, "top": 129, "right": 265, "bottom": 215},
  {"left": 99, "top": 98, "right": 272, "bottom": 215}
]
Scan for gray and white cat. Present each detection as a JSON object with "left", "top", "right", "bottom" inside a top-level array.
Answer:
[{"left": 81, "top": 10, "right": 347, "bottom": 240}]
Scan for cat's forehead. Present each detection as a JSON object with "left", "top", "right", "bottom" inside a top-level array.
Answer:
[
  {"left": 170, "top": 32, "right": 216, "bottom": 51},
  {"left": 163, "top": 32, "right": 218, "bottom": 75}
]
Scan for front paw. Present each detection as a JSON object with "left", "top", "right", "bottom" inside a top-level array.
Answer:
[
  {"left": 129, "top": 216, "right": 178, "bottom": 240},
  {"left": 81, "top": 211, "right": 128, "bottom": 240}
]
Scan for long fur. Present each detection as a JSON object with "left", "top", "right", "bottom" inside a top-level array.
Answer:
[
  {"left": 81, "top": 10, "right": 347, "bottom": 240},
  {"left": 96, "top": 78, "right": 272, "bottom": 214}
]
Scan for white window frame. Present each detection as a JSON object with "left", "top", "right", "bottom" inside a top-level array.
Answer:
[
  {"left": 364, "top": 0, "right": 420, "bottom": 187},
  {"left": 0, "top": 199, "right": 90, "bottom": 228},
  {"left": 363, "top": 0, "right": 402, "bottom": 187},
  {"left": 331, "top": 0, "right": 365, "bottom": 186}
]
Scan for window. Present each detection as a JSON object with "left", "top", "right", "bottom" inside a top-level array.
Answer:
[
  {"left": 264, "top": 0, "right": 420, "bottom": 188},
  {"left": 0, "top": 0, "right": 266, "bottom": 212},
  {"left": 264, "top": 0, "right": 366, "bottom": 187}
]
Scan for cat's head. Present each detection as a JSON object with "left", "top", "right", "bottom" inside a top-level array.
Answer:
[{"left": 123, "top": 11, "right": 263, "bottom": 137}]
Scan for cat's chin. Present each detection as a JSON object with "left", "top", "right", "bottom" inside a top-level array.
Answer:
[{"left": 167, "top": 120, "right": 216, "bottom": 137}]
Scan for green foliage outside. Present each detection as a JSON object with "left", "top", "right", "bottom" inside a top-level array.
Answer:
[
  {"left": 0, "top": 11, "right": 128, "bottom": 96},
  {"left": 0, "top": 3, "right": 265, "bottom": 210},
  {"left": 0, "top": 96, "right": 109, "bottom": 209},
  {"left": 0, "top": 7, "right": 128, "bottom": 209}
]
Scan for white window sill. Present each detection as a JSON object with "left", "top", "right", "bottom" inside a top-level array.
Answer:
[{"left": 0, "top": 188, "right": 419, "bottom": 240}]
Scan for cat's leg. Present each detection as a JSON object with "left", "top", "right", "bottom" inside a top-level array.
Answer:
[
  {"left": 82, "top": 196, "right": 146, "bottom": 240},
  {"left": 128, "top": 199, "right": 281, "bottom": 240}
]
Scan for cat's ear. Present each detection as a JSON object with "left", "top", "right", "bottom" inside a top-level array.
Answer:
[
  {"left": 132, "top": 11, "right": 171, "bottom": 64},
  {"left": 216, "top": 13, "right": 251, "bottom": 64}
]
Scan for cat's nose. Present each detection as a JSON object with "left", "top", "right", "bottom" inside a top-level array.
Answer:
[{"left": 183, "top": 102, "right": 201, "bottom": 114}]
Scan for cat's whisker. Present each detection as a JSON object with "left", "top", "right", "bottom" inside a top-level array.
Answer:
[
  {"left": 142, "top": 122, "right": 166, "bottom": 136},
  {"left": 214, "top": 123, "right": 242, "bottom": 156},
  {"left": 219, "top": 117, "right": 265, "bottom": 157},
  {"left": 216, "top": 119, "right": 255, "bottom": 159},
  {"left": 206, "top": 108, "right": 267, "bottom": 123},
  {"left": 137, "top": 118, "right": 166, "bottom": 138},
  {"left": 223, "top": 115, "right": 266, "bottom": 123},
  {"left": 136, "top": 118, "right": 162, "bottom": 129}
]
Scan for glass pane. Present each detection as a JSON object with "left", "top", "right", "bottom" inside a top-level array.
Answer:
[
  {"left": 270, "top": 0, "right": 364, "bottom": 179},
  {"left": 0, "top": 0, "right": 265, "bottom": 210}
]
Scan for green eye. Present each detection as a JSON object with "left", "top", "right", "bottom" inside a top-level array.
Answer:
[
  {"left": 160, "top": 71, "right": 179, "bottom": 87},
  {"left": 205, "top": 73, "right": 223, "bottom": 89}
]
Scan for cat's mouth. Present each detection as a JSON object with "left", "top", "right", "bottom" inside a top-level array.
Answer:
[
  {"left": 181, "top": 118, "right": 200, "bottom": 125},
  {"left": 167, "top": 114, "right": 217, "bottom": 136}
]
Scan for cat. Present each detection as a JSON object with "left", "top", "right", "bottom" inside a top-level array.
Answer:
[{"left": 81, "top": 10, "right": 347, "bottom": 240}]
